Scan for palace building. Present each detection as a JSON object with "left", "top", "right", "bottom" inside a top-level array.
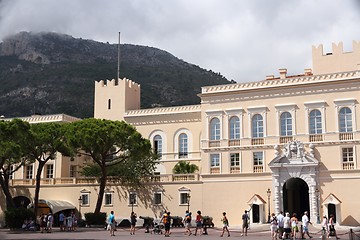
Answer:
[{"left": 1, "top": 41, "right": 359, "bottom": 227}]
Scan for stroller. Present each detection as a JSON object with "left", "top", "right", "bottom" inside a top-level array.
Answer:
[{"left": 151, "top": 222, "right": 163, "bottom": 234}]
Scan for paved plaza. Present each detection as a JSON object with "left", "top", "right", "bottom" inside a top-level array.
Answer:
[{"left": 0, "top": 224, "right": 357, "bottom": 240}]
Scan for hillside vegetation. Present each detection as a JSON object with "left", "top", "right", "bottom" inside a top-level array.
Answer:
[{"left": 0, "top": 32, "right": 230, "bottom": 118}]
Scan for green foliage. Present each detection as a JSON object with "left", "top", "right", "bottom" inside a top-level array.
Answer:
[
  {"left": 84, "top": 212, "right": 107, "bottom": 226},
  {"left": 66, "top": 118, "right": 158, "bottom": 213},
  {"left": 172, "top": 161, "right": 199, "bottom": 174},
  {"left": 0, "top": 32, "right": 230, "bottom": 118},
  {"left": 0, "top": 119, "right": 32, "bottom": 209},
  {"left": 4, "top": 208, "right": 35, "bottom": 229}
]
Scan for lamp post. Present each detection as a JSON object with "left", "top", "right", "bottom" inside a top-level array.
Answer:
[
  {"left": 78, "top": 196, "right": 82, "bottom": 220},
  {"left": 267, "top": 188, "right": 271, "bottom": 223},
  {"left": 315, "top": 188, "right": 320, "bottom": 224},
  {"left": 187, "top": 193, "right": 191, "bottom": 212},
  {"left": 130, "top": 194, "right": 135, "bottom": 213}
]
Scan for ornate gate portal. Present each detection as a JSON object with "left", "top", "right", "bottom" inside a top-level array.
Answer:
[{"left": 269, "top": 141, "right": 320, "bottom": 222}]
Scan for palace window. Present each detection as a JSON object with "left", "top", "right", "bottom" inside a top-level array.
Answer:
[
  {"left": 339, "top": 107, "right": 353, "bottom": 133},
  {"left": 309, "top": 109, "right": 322, "bottom": 134},
  {"left": 108, "top": 99, "right": 111, "bottom": 110},
  {"left": 252, "top": 114, "right": 264, "bottom": 138},
  {"left": 129, "top": 192, "right": 137, "bottom": 205},
  {"left": 8, "top": 165, "right": 14, "bottom": 180},
  {"left": 229, "top": 116, "right": 240, "bottom": 140},
  {"left": 104, "top": 192, "right": 113, "bottom": 206},
  {"left": 153, "top": 135, "right": 163, "bottom": 159},
  {"left": 210, "top": 118, "right": 220, "bottom": 140},
  {"left": 253, "top": 152, "right": 264, "bottom": 173},
  {"left": 70, "top": 165, "right": 77, "bottom": 178},
  {"left": 179, "top": 192, "right": 190, "bottom": 205},
  {"left": 342, "top": 147, "right": 354, "bottom": 170},
  {"left": 230, "top": 153, "right": 240, "bottom": 173},
  {"left": 179, "top": 133, "right": 188, "bottom": 158},
  {"left": 80, "top": 192, "right": 90, "bottom": 206},
  {"left": 210, "top": 153, "right": 220, "bottom": 174},
  {"left": 25, "top": 165, "right": 33, "bottom": 179},
  {"left": 45, "top": 164, "right": 54, "bottom": 178},
  {"left": 280, "top": 112, "right": 293, "bottom": 136},
  {"left": 153, "top": 192, "right": 162, "bottom": 205}
]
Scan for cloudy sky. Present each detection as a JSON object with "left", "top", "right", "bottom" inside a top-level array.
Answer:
[{"left": 0, "top": 0, "right": 359, "bottom": 82}]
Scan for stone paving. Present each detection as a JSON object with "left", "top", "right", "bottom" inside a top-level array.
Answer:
[{"left": 0, "top": 224, "right": 357, "bottom": 240}]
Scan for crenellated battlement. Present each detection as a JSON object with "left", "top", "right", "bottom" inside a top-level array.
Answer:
[
  {"left": 95, "top": 78, "right": 140, "bottom": 90},
  {"left": 312, "top": 41, "right": 360, "bottom": 75},
  {"left": 94, "top": 78, "right": 141, "bottom": 120}
]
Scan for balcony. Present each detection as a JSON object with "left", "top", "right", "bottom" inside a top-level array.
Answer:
[
  {"left": 309, "top": 134, "right": 323, "bottom": 142},
  {"left": 10, "top": 174, "right": 200, "bottom": 186},
  {"left": 230, "top": 167, "right": 240, "bottom": 173},
  {"left": 210, "top": 167, "right": 220, "bottom": 174},
  {"left": 342, "top": 162, "right": 355, "bottom": 170},
  {"left": 339, "top": 132, "right": 354, "bottom": 140},
  {"left": 253, "top": 166, "right": 264, "bottom": 173},
  {"left": 280, "top": 136, "right": 293, "bottom": 144},
  {"left": 209, "top": 140, "right": 220, "bottom": 147},
  {"left": 251, "top": 138, "right": 264, "bottom": 145},
  {"left": 228, "top": 139, "right": 241, "bottom": 146}
]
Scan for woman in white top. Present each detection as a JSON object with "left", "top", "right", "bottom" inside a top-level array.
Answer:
[
  {"left": 282, "top": 212, "right": 291, "bottom": 239},
  {"left": 270, "top": 213, "right": 278, "bottom": 240}
]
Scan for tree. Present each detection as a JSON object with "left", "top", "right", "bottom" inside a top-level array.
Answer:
[
  {"left": 24, "top": 122, "right": 68, "bottom": 217},
  {"left": 0, "top": 119, "right": 32, "bottom": 209},
  {"left": 172, "top": 161, "right": 199, "bottom": 174},
  {"left": 66, "top": 118, "right": 157, "bottom": 214}
]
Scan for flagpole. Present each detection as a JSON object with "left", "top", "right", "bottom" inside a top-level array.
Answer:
[{"left": 117, "top": 32, "right": 120, "bottom": 81}]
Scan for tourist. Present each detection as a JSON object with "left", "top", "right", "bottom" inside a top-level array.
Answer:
[
  {"left": 130, "top": 211, "right": 137, "bottom": 235},
  {"left": 321, "top": 215, "right": 328, "bottom": 236},
  {"left": 46, "top": 213, "right": 53, "bottom": 233},
  {"left": 40, "top": 214, "right": 46, "bottom": 233},
  {"left": 59, "top": 211, "right": 65, "bottom": 231},
  {"left": 270, "top": 213, "right": 278, "bottom": 240},
  {"left": 282, "top": 212, "right": 291, "bottom": 239},
  {"left": 194, "top": 210, "right": 202, "bottom": 236},
  {"left": 241, "top": 210, "right": 249, "bottom": 236},
  {"left": 108, "top": 210, "right": 116, "bottom": 236},
  {"left": 184, "top": 211, "right": 192, "bottom": 236},
  {"left": 277, "top": 211, "right": 284, "bottom": 239},
  {"left": 327, "top": 214, "right": 339, "bottom": 239},
  {"left": 161, "top": 211, "right": 171, "bottom": 237},
  {"left": 290, "top": 213, "right": 299, "bottom": 240},
  {"left": 220, "top": 212, "right": 230, "bottom": 237},
  {"left": 301, "top": 211, "right": 313, "bottom": 239}
]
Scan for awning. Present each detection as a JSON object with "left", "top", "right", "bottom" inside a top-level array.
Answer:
[{"left": 28, "top": 199, "right": 76, "bottom": 214}]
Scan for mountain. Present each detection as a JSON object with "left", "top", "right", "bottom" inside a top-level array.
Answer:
[{"left": 0, "top": 32, "right": 231, "bottom": 118}]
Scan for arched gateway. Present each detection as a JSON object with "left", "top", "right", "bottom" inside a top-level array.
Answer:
[{"left": 269, "top": 141, "right": 319, "bottom": 222}]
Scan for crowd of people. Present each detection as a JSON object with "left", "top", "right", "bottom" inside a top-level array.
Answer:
[{"left": 104, "top": 209, "right": 340, "bottom": 239}]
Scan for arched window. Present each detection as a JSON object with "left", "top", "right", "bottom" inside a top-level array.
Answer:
[
  {"left": 229, "top": 116, "right": 240, "bottom": 140},
  {"left": 153, "top": 135, "right": 162, "bottom": 159},
  {"left": 252, "top": 114, "right": 263, "bottom": 138},
  {"left": 339, "top": 107, "right": 353, "bottom": 132},
  {"left": 179, "top": 133, "right": 188, "bottom": 158},
  {"left": 309, "top": 110, "right": 322, "bottom": 134},
  {"left": 280, "top": 112, "right": 292, "bottom": 136},
  {"left": 209, "top": 118, "right": 220, "bottom": 140}
]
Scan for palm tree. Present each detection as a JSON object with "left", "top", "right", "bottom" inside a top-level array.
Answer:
[{"left": 172, "top": 161, "right": 199, "bottom": 174}]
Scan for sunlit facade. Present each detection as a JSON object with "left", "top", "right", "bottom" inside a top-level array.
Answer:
[{"left": 1, "top": 41, "right": 359, "bottom": 227}]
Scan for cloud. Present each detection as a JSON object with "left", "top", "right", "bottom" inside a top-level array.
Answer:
[{"left": 1, "top": 0, "right": 360, "bottom": 82}]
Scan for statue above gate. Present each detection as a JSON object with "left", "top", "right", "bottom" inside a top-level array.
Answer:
[{"left": 284, "top": 140, "right": 304, "bottom": 160}]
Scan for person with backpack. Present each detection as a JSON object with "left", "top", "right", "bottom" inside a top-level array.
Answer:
[
  {"left": 161, "top": 211, "right": 171, "bottom": 237},
  {"left": 220, "top": 212, "right": 230, "bottom": 237},
  {"left": 184, "top": 211, "right": 192, "bottom": 236},
  {"left": 270, "top": 213, "right": 278, "bottom": 240}
]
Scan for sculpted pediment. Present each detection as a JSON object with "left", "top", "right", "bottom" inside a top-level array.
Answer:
[{"left": 269, "top": 141, "right": 319, "bottom": 168}]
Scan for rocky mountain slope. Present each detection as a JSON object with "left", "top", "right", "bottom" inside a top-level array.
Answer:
[{"left": 0, "top": 32, "right": 230, "bottom": 118}]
